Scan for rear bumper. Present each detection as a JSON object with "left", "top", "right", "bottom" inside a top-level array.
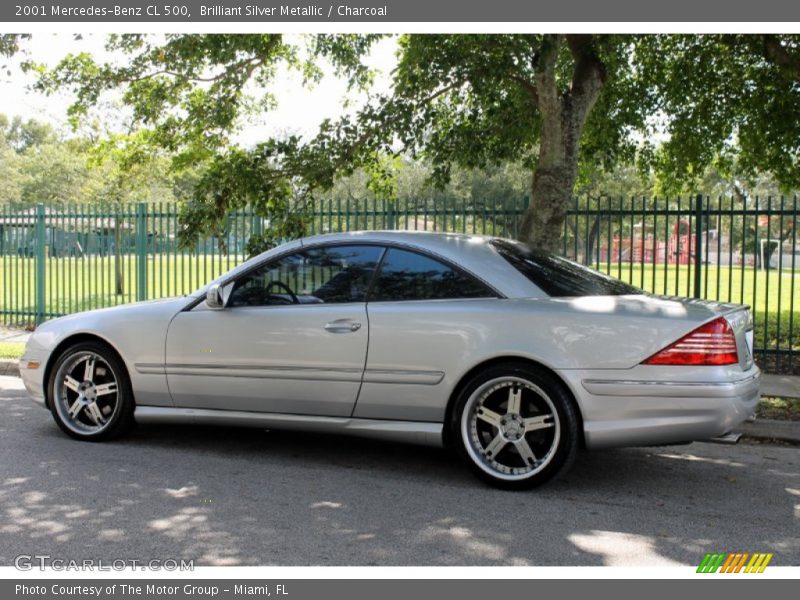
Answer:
[{"left": 560, "top": 365, "right": 761, "bottom": 449}]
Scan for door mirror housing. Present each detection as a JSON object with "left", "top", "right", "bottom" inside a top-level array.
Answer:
[{"left": 206, "top": 283, "right": 225, "bottom": 309}]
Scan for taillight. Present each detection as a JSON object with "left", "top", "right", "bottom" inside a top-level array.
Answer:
[{"left": 642, "top": 316, "right": 739, "bottom": 366}]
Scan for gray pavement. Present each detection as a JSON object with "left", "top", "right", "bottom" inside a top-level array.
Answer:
[
  {"left": 1, "top": 375, "right": 799, "bottom": 567},
  {"left": 762, "top": 374, "right": 800, "bottom": 399}
]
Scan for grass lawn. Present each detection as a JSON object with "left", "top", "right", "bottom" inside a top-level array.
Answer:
[
  {"left": 757, "top": 397, "right": 800, "bottom": 421},
  {"left": 0, "top": 254, "right": 245, "bottom": 321},
  {"left": 0, "top": 341, "right": 24, "bottom": 359}
]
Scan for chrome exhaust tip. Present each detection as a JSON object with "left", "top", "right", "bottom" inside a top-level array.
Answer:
[{"left": 707, "top": 432, "right": 742, "bottom": 445}]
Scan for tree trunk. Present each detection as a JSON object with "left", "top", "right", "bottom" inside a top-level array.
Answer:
[
  {"left": 520, "top": 164, "right": 576, "bottom": 253},
  {"left": 518, "top": 35, "right": 606, "bottom": 253}
]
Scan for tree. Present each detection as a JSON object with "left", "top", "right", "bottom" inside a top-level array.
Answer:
[
  {"left": 33, "top": 34, "right": 380, "bottom": 250},
  {"left": 33, "top": 33, "right": 800, "bottom": 253},
  {"left": 636, "top": 35, "right": 800, "bottom": 194},
  {"left": 380, "top": 35, "right": 644, "bottom": 251}
]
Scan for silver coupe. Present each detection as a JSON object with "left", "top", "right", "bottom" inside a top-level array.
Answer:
[{"left": 20, "top": 231, "right": 761, "bottom": 488}]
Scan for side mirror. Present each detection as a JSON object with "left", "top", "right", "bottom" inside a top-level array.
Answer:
[{"left": 206, "top": 283, "right": 225, "bottom": 309}]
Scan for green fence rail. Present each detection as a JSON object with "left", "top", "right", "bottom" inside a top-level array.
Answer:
[{"left": 1, "top": 196, "right": 797, "bottom": 373}]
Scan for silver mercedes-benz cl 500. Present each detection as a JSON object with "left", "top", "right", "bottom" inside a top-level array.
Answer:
[{"left": 20, "top": 231, "right": 760, "bottom": 488}]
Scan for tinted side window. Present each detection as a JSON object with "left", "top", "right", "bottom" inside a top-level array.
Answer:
[
  {"left": 228, "top": 245, "right": 383, "bottom": 307},
  {"left": 490, "top": 239, "right": 641, "bottom": 297},
  {"left": 368, "top": 248, "right": 494, "bottom": 302}
]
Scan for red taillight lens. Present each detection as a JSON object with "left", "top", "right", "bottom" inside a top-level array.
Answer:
[{"left": 642, "top": 317, "right": 739, "bottom": 366}]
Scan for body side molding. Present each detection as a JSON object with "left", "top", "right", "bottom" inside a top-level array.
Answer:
[
  {"left": 134, "top": 406, "right": 444, "bottom": 447},
  {"left": 136, "top": 363, "right": 445, "bottom": 385}
]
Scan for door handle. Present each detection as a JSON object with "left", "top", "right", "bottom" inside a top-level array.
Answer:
[{"left": 324, "top": 320, "right": 362, "bottom": 333}]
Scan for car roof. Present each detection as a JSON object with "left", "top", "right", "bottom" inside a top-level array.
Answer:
[
  {"left": 299, "top": 231, "right": 544, "bottom": 298},
  {"left": 301, "top": 230, "right": 494, "bottom": 250}
]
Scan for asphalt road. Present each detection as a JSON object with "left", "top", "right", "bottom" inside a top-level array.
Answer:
[{"left": 1, "top": 375, "right": 798, "bottom": 567}]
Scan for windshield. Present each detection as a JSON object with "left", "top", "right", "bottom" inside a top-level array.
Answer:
[{"left": 490, "top": 239, "right": 642, "bottom": 297}]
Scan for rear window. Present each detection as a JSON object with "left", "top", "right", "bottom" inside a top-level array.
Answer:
[
  {"left": 490, "top": 239, "right": 641, "bottom": 297},
  {"left": 369, "top": 248, "right": 495, "bottom": 302}
]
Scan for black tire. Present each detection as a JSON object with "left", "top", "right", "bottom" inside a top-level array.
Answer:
[
  {"left": 47, "top": 341, "right": 135, "bottom": 441},
  {"left": 450, "top": 362, "right": 580, "bottom": 490}
]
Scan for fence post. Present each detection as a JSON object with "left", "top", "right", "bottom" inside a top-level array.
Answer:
[
  {"left": 252, "top": 209, "right": 263, "bottom": 239},
  {"left": 35, "top": 203, "right": 46, "bottom": 324},
  {"left": 135, "top": 202, "right": 147, "bottom": 301},
  {"left": 693, "top": 193, "right": 703, "bottom": 299},
  {"left": 386, "top": 200, "right": 396, "bottom": 230}
]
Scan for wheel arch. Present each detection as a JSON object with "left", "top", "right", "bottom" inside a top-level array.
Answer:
[
  {"left": 442, "top": 355, "right": 585, "bottom": 449},
  {"left": 43, "top": 333, "right": 130, "bottom": 409}
]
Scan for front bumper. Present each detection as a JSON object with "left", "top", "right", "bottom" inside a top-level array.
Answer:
[
  {"left": 19, "top": 349, "right": 48, "bottom": 408},
  {"left": 560, "top": 364, "right": 761, "bottom": 449}
]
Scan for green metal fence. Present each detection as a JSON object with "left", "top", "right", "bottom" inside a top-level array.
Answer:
[
  {"left": 0, "top": 203, "right": 262, "bottom": 324},
  {"left": 1, "top": 196, "right": 797, "bottom": 373}
]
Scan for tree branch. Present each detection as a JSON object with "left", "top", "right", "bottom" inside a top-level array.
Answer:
[
  {"left": 122, "top": 55, "right": 267, "bottom": 85},
  {"left": 566, "top": 34, "right": 607, "bottom": 102},
  {"left": 532, "top": 34, "right": 562, "bottom": 116}
]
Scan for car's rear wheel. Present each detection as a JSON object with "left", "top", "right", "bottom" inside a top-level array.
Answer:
[
  {"left": 452, "top": 363, "right": 580, "bottom": 489},
  {"left": 48, "top": 341, "right": 135, "bottom": 441}
]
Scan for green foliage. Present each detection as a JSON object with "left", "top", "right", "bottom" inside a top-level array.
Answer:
[
  {"left": 176, "top": 144, "right": 308, "bottom": 254},
  {"left": 757, "top": 396, "right": 800, "bottom": 421},
  {"left": 23, "top": 33, "right": 800, "bottom": 249},
  {"left": 0, "top": 113, "right": 195, "bottom": 207},
  {"left": 30, "top": 34, "right": 388, "bottom": 249},
  {"left": 634, "top": 35, "right": 800, "bottom": 194},
  {"left": 318, "top": 159, "right": 529, "bottom": 209},
  {"left": 36, "top": 35, "right": 285, "bottom": 163},
  {"left": 0, "top": 34, "right": 29, "bottom": 78},
  {"left": 0, "top": 35, "right": 27, "bottom": 58}
]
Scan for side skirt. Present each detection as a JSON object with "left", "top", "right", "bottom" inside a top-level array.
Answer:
[{"left": 134, "top": 406, "right": 444, "bottom": 447}]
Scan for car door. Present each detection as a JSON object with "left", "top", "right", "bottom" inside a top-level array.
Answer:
[
  {"left": 165, "top": 244, "right": 384, "bottom": 416},
  {"left": 355, "top": 247, "right": 500, "bottom": 422}
]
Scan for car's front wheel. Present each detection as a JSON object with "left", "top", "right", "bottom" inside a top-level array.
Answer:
[
  {"left": 452, "top": 363, "right": 580, "bottom": 489},
  {"left": 48, "top": 341, "right": 135, "bottom": 441}
]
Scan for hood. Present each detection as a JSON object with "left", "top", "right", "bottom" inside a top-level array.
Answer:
[{"left": 35, "top": 296, "right": 190, "bottom": 333}]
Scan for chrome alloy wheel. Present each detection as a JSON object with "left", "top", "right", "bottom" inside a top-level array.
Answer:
[
  {"left": 53, "top": 351, "right": 120, "bottom": 435},
  {"left": 461, "top": 376, "right": 560, "bottom": 482}
]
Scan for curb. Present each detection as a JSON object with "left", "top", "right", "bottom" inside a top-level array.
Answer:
[
  {"left": 739, "top": 419, "right": 800, "bottom": 445},
  {"left": 0, "top": 360, "right": 20, "bottom": 378}
]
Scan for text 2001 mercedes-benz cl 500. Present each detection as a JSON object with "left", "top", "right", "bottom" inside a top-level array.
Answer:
[{"left": 20, "top": 231, "right": 760, "bottom": 488}]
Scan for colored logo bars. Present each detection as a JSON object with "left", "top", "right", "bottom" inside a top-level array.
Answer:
[{"left": 697, "top": 552, "right": 773, "bottom": 573}]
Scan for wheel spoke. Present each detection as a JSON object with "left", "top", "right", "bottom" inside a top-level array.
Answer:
[
  {"left": 476, "top": 406, "right": 503, "bottom": 428},
  {"left": 83, "top": 356, "right": 96, "bottom": 382},
  {"left": 68, "top": 398, "right": 85, "bottom": 419},
  {"left": 483, "top": 433, "right": 507, "bottom": 458},
  {"left": 64, "top": 376, "right": 80, "bottom": 393},
  {"left": 94, "top": 382, "right": 117, "bottom": 397},
  {"left": 524, "top": 414, "right": 555, "bottom": 433},
  {"left": 514, "top": 438, "right": 538, "bottom": 466},
  {"left": 506, "top": 386, "right": 522, "bottom": 415},
  {"left": 85, "top": 402, "right": 106, "bottom": 426}
]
